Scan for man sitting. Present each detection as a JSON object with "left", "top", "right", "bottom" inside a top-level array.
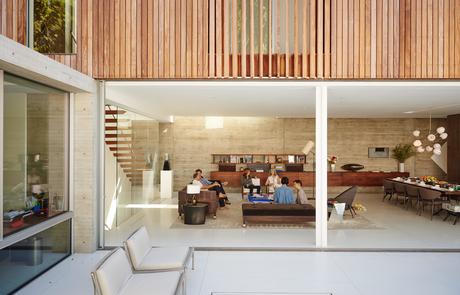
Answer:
[
  {"left": 274, "top": 177, "right": 295, "bottom": 204},
  {"left": 241, "top": 168, "right": 261, "bottom": 195},
  {"left": 195, "top": 169, "right": 230, "bottom": 205},
  {"left": 192, "top": 172, "right": 226, "bottom": 207},
  {"left": 293, "top": 179, "right": 309, "bottom": 205}
]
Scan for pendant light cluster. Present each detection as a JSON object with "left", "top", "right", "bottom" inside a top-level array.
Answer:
[{"left": 412, "top": 114, "right": 447, "bottom": 155}]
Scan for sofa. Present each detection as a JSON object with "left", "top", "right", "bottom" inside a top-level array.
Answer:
[
  {"left": 178, "top": 188, "right": 219, "bottom": 218},
  {"left": 241, "top": 203, "right": 315, "bottom": 226}
]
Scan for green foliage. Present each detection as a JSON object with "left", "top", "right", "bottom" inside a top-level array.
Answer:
[
  {"left": 392, "top": 144, "right": 416, "bottom": 163},
  {"left": 33, "top": 0, "right": 70, "bottom": 53}
]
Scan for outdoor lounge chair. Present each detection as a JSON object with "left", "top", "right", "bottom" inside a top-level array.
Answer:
[
  {"left": 124, "top": 226, "right": 194, "bottom": 271},
  {"left": 91, "top": 247, "right": 185, "bottom": 295}
]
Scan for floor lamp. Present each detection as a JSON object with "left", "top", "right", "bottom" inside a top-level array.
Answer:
[{"left": 302, "top": 141, "right": 316, "bottom": 198}]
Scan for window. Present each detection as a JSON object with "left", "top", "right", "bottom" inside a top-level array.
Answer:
[
  {"left": 29, "top": 0, "right": 76, "bottom": 54},
  {"left": 0, "top": 220, "right": 71, "bottom": 295},
  {"left": 3, "top": 74, "right": 69, "bottom": 237}
]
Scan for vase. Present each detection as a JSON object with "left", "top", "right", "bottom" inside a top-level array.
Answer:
[
  {"left": 399, "top": 162, "right": 405, "bottom": 173},
  {"left": 334, "top": 203, "right": 346, "bottom": 221},
  {"left": 330, "top": 163, "right": 336, "bottom": 172}
]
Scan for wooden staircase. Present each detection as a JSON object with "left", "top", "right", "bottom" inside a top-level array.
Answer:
[{"left": 105, "top": 106, "right": 146, "bottom": 185}]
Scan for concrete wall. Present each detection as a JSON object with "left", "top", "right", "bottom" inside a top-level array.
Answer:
[
  {"left": 161, "top": 117, "right": 447, "bottom": 191},
  {"left": 73, "top": 92, "right": 99, "bottom": 253}
]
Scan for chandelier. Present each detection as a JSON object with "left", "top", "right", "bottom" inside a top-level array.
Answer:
[{"left": 412, "top": 114, "right": 447, "bottom": 155}]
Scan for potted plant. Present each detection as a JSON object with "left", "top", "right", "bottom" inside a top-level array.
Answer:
[{"left": 392, "top": 144, "right": 416, "bottom": 173}]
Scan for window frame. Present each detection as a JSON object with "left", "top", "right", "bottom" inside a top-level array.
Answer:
[
  {"left": 0, "top": 72, "right": 72, "bottom": 249},
  {"left": 27, "top": 0, "right": 78, "bottom": 54}
]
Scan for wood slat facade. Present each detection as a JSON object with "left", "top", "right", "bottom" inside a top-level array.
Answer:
[{"left": 1, "top": 0, "right": 460, "bottom": 79}]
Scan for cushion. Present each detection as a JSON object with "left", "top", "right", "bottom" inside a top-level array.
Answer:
[
  {"left": 120, "top": 271, "right": 182, "bottom": 295},
  {"left": 137, "top": 246, "right": 190, "bottom": 271},
  {"left": 95, "top": 249, "right": 132, "bottom": 295},
  {"left": 126, "top": 227, "right": 151, "bottom": 269}
]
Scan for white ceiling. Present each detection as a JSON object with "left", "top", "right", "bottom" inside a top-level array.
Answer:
[{"left": 105, "top": 81, "right": 460, "bottom": 121}]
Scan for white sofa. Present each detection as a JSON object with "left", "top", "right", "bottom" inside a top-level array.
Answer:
[
  {"left": 124, "top": 226, "right": 194, "bottom": 271},
  {"left": 91, "top": 248, "right": 185, "bottom": 295}
]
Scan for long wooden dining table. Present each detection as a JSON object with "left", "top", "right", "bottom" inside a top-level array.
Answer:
[
  {"left": 387, "top": 178, "right": 460, "bottom": 224},
  {"left": 387, "top": 178, "right": 460, "bottom": 200}
]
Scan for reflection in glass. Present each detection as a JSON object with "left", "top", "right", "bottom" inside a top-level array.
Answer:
[
  {"left": 30, "top": 0, "right": 76, "bottom": 53},
  {"left": 104, "top": 105, "right": 160, "bottom": 240},
  {"left": 0, "top": 220, "right": 71, "bottom": 295},
  {"left": 3, "top": 74, "right": 68, "bottom": 236}
]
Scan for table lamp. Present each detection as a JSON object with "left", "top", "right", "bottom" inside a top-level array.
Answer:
[{"left": 186, "top": 184, "right": 201, "bottom": 205}]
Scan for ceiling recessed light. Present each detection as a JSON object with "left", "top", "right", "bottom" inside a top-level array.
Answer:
[{"left": 404, "top": 111, "right": 415, "bottom": 114}]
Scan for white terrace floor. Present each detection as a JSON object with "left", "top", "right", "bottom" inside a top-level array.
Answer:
[
  {"left": 105, "top": 192, "right": 460, "bottom": 249},
  {"left": 18, "top": 250, "right": 460, "bottom": 295}
]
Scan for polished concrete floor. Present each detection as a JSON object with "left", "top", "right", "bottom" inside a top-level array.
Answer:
[
  {"left": 17, "top": 250, "right": 460, "bottom": 295},
  {"left": 105, "top": 192, "right": 460, "bottom": 249}
]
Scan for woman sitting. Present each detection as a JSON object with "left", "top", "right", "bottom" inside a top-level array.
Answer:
[
  {"left": 192, "top": 172, "right": 226, "bottom": 207},
  {"left": 265, "top": 169, "right": 281, "bottom": 194},
  {"left": 273, "top": 177, "right": 295, "bottom": 204}
]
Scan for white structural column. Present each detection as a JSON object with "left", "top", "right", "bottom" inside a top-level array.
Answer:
[{"left": 315, "top": 86, "right": 328, "bottom": 248}]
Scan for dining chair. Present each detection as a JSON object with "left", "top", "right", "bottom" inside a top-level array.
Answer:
[
  {"left": 405, "top": 185, "right": 420, "bottom": 211},
  {"left": 418, "top": 188, "right": 443, "bottom": 220},
  {"left": 382, "top": 179, "right": 395, "bottom": 202},
  {"left": 393, "top": 182, "right": 407, "bottom": 206}
]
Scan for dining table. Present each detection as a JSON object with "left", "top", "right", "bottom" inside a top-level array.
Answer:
[{"left": 387, "top": 177, "right": 460, "bottom": 224}]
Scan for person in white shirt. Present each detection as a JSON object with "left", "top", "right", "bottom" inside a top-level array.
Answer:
[
  {"left": 293, "top": 179, "right": 309, "bottom": 205},
  {"left": 192, "top": 172, "right": 226, "bottom": 207},
  {"left": 265, "top": 169, "right": 281, "bottom": 194}
]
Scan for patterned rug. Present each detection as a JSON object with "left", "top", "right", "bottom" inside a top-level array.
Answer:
[{"left": 170, "top": 195, "right": 384, "bottom": 230}]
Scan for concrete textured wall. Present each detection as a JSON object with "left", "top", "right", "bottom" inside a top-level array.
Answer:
[
  {"left": 73, "top": 92, "right": 99, "bottom": 253},
  {"left": 161, "top": 117, "right": 447, "bottom": 191}
]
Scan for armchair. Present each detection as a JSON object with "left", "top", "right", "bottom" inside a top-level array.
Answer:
[
  {"left": 328, "top": 186, "right": 358, "bottom": 217},
  {"left": 178, "top": 188, "right": 218, "bottom": 218}
]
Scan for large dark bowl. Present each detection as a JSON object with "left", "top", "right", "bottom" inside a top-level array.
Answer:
[{"left": 341, "top": 164, "right": 364, "bottom": 172}]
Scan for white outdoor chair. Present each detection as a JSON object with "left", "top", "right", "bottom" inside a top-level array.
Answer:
[
  {"left": 124, "top": 226, "right": 194, "bottom": 271},
  {"left": 91, "top": 248, "right": 185, "bottom": 295}
]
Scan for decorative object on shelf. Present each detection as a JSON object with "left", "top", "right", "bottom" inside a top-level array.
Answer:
[
  {"left": 412, "top": 114, "right": 448, "bottom": 155},
  {"left": 162, "top": 153, "right": 171, "bottom": 170},
  {"left": 391, "top": 144, "right": 416, "bottom": 173},
  {"left": 341, "top": 164, "right": 364, "bottom": 172},
  {"left": 328, "top": 155, "right": 338, "bottom": 172}
]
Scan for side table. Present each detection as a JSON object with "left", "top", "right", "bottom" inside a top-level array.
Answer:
[{"left": 183, "top": 203, "right": 208, "bottom": 225}]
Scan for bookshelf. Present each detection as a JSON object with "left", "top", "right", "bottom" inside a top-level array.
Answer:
[{"left": 211, "top": 154, "right": 306, "bottom": 165}]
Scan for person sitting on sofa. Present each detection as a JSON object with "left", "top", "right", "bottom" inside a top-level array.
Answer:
[
  {"left": 195, "top": 169, "right": 231, "bottom": 205},
  {"left": 293, "top": 179, "right": 309, "bottom": 205},
  {"left": 192, "top": 172, "right": 226, "bottom": 207},
  {"left": 274, "top": 177, "right": 295, "bottom": 204},
  {"left": 265, "top": 169, "right": 281, "bottom": 194},
  {"left": 241, "top": 168, "right": 261, "bottom": 195}
]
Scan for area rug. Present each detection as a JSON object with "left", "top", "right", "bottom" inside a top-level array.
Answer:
[{"left": 169, "top": 195, "right": 384, "bottom": 230}]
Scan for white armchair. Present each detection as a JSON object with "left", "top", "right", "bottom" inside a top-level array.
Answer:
[
  {"left": 124, "top": 226, "right": 194, "bottom": 271},
  {"left": 91, "top": 248, "right": 185, "bottom": 295}
]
